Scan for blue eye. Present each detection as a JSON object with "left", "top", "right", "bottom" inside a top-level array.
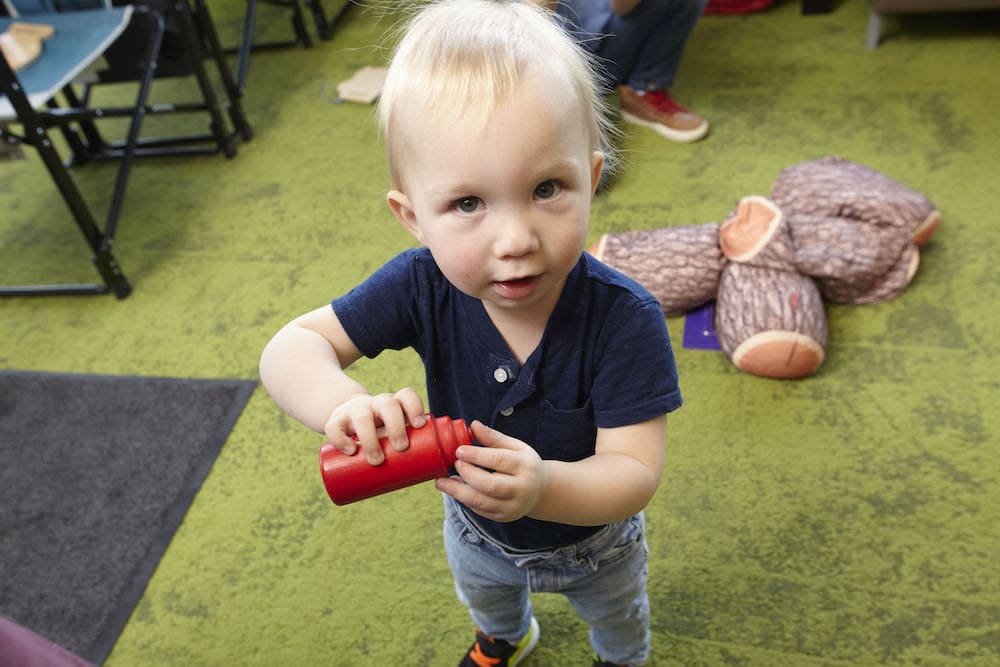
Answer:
[
  {"left": 534, "top": 180, "right": 561, "bottom": 200},
  {"left": 455, "top": 196, "right": 482, "bottom": 214}
]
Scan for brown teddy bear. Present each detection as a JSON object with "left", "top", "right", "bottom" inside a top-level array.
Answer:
[{"left": 590, "top": 156, "right": 940, "bottom": 379}]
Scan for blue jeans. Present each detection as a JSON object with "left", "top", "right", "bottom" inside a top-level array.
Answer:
[
  {"left": 443, "top": 495, "right": 651, "bottom": 665},
  {"left": 556, "top": 0, "right": 708, "bottom": 93}
]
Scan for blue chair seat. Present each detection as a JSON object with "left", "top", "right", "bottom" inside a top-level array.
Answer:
[{"left": 0, "top": 8, "right": 132, "bottom": 118}]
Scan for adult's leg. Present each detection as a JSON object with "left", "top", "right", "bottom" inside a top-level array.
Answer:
[{"left": 600, "top": 0, "right": 707, "bottom": 91}]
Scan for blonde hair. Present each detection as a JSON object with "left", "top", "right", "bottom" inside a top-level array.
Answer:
[{"left": 377, "top": 0, "right": 617, "bottom": 188}]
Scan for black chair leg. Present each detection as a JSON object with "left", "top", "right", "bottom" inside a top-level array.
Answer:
[
  {"left": 226, "top": 0, "right": 312, "bottom": 98},
  {"left": 0, "top": 8, "right": 170, "bottom": 298},
  {"left": 308, "top": 0, "right": 352, "bottom": 41},
  {"left": 106, "top": 6, "right": 166, "bottom": 240},
  {"left": 170, "top": 0, "right": 238, "bottom": 157},
  {"left": 0, "top": 58, "right": 131, "bottom": 297},
  {"left": 286, "top": 0, "right": 313, "bottom": 47},
  {"left": 46, "top": 96, "right": 97, "bottom": 165},
  {"left": 233, "top": 0, "right": 259, "bottom": 95},
  {"left": 189, "top": 0, "right": 254, "bottom": 141}
]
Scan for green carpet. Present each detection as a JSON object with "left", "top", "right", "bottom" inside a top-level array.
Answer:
[{"left": 1, "top": 1, "right": 998, "bottom": 665}]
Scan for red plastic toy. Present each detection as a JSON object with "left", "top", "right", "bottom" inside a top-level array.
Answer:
[{"left": 319, "top": 415, "right": 473, "bottom": 505}]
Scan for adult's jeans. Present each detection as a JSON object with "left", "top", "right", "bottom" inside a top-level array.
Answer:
[{"left": 556, "top": 0, "right": 707, "bottom": 92}]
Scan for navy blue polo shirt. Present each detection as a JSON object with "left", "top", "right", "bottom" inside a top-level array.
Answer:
[{"left": 333, "top": 247, "right": 682, "bottom": 550}]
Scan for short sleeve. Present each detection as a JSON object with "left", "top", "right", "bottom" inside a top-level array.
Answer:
[
  {"left": 331, "top": 250, "right": 423, "bottom": 359},
  {"left": 591, "top": 297, "right": 682, "bottom": 428}
]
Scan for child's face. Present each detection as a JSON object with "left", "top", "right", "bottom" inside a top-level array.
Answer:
[{"left": 388, "top": 70, "right": 603, "bottom": 323}]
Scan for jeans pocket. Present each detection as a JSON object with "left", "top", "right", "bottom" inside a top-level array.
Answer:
[
  {"left": 586, "top": 514, "right": 645, "bottom": 569},
  {"left": 444, "top": 496, "right": 482, "bottom": 546}
]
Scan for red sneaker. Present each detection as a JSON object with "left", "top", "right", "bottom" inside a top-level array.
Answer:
[{"left": 618, "top": 85, "right": 709, "bottom": 143}]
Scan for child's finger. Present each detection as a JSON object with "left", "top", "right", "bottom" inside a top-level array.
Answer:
[
  {"left": 455, "top": 444, "right": 516, "bottom": 477},
  {"left": 394, "top": 387, "right": 427, "bottom": 429},
  {"left": 325, "top": 432, "right": 358, "bottom": 456},
  {"left": 350, "top": 417, "right": 385, "bottom": 465},
  {"left": 436, "top": 473, "right": 510, "bottom": 520},
  {"left": 324, "top": 415, "right": 362, "bottom": 456},
  {"left": 470, "top": 420, "right": 524, "bottom": 451},
  {"left": 371, "top": 393, "right": 410, "bottom": 452},
  {"left": 434, "top": 474, "right": 469, "bottom": 498},
  {"left": 454, "top": 458, "right": 515, "bottom": 498}
]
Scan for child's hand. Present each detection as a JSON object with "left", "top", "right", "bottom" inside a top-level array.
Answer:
[
  {"left": 323, "top": 389, "right": 426, "bottom": 465},
  {"left": 435, "top": 421, "right": 545, "bottom": 523}
]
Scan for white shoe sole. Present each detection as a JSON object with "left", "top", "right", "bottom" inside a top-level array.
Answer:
[
  {"left": 621, "top": 110, "right": 709, "bottom": 143},
  {"left": 512, "top": 616, "right": 540, "bottom": 666}
]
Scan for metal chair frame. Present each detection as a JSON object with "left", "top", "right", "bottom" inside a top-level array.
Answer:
[{"left": 1, "top": 5, "right": 163, "bottom": 296}]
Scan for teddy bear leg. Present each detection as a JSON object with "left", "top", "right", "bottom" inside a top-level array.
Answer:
[
  {"left": 911, "top": 209, "right": 941, "bottom": 247},
  {"left": 715, "top": 262, "right": 828, "bottom": 379},
  {"left": 770, "top": 155, "right": 941, "bottom": 245},
  {"left": 818, "top": 242, "right": 920, "bottom": 304},
  {"left": 590, "top": 223, "right": 725, "bottom": 317}
]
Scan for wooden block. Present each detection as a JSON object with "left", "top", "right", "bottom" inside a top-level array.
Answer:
[
  {"left": 1, "top": 22, "right": 55, "bottom": 72},
  {"left": 337, "top": 66, "right": 388, "bottom": 104}
]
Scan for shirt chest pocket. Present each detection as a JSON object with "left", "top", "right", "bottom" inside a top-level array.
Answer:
[{"left": 535, "top": 399, "right": 596, "bottom": 462}]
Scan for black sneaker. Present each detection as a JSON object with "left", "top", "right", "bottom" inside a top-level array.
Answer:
[
  {"left": 459, "top": 616, "right": 539, "bottom": 666},
  {"left": 593, "top": 656, "right": 626, "bottom": 666}
]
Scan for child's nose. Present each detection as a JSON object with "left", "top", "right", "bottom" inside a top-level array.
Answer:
[{"left": 493, "top": 212, "right": 540, "bottom": 258}]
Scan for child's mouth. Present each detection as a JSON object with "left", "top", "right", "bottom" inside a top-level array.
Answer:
[{"left": 494, "top": 275, "right": 540, "bottom": 299}]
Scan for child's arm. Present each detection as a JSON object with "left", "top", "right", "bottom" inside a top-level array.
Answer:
[
  {"left": 435, "top": 416, "right": 666, "bottom": 525},
  {"left": 259, "top": 305, "right": 427, "bottom": 465}
]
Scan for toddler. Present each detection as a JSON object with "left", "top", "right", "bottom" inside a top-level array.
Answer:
[{"left": 259, "top": 1, "right": 682, "bottom": 664}]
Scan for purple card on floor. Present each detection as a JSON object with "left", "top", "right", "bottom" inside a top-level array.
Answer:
[{"left": 682, "top": 301, "right": 721, "bottom": 350}]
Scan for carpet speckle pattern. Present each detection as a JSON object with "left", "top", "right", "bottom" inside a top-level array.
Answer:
[{"left": 1, "top": 1, "right": 998, "bottom": 664}]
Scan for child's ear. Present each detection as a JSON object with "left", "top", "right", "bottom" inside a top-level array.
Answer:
[
  {"left": 590, "top": 151, "right": 605, "bottom": 196},
  {"left": 387, "top": 190, "right": 423, "bottom": 241}
]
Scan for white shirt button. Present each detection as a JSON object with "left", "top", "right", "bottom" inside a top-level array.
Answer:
[
  {"left": 493, "top": 367, "right": 509, "bottom": 383},
  {"left": 500, "top": 406, "right": 514, "bottom": 416}
]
